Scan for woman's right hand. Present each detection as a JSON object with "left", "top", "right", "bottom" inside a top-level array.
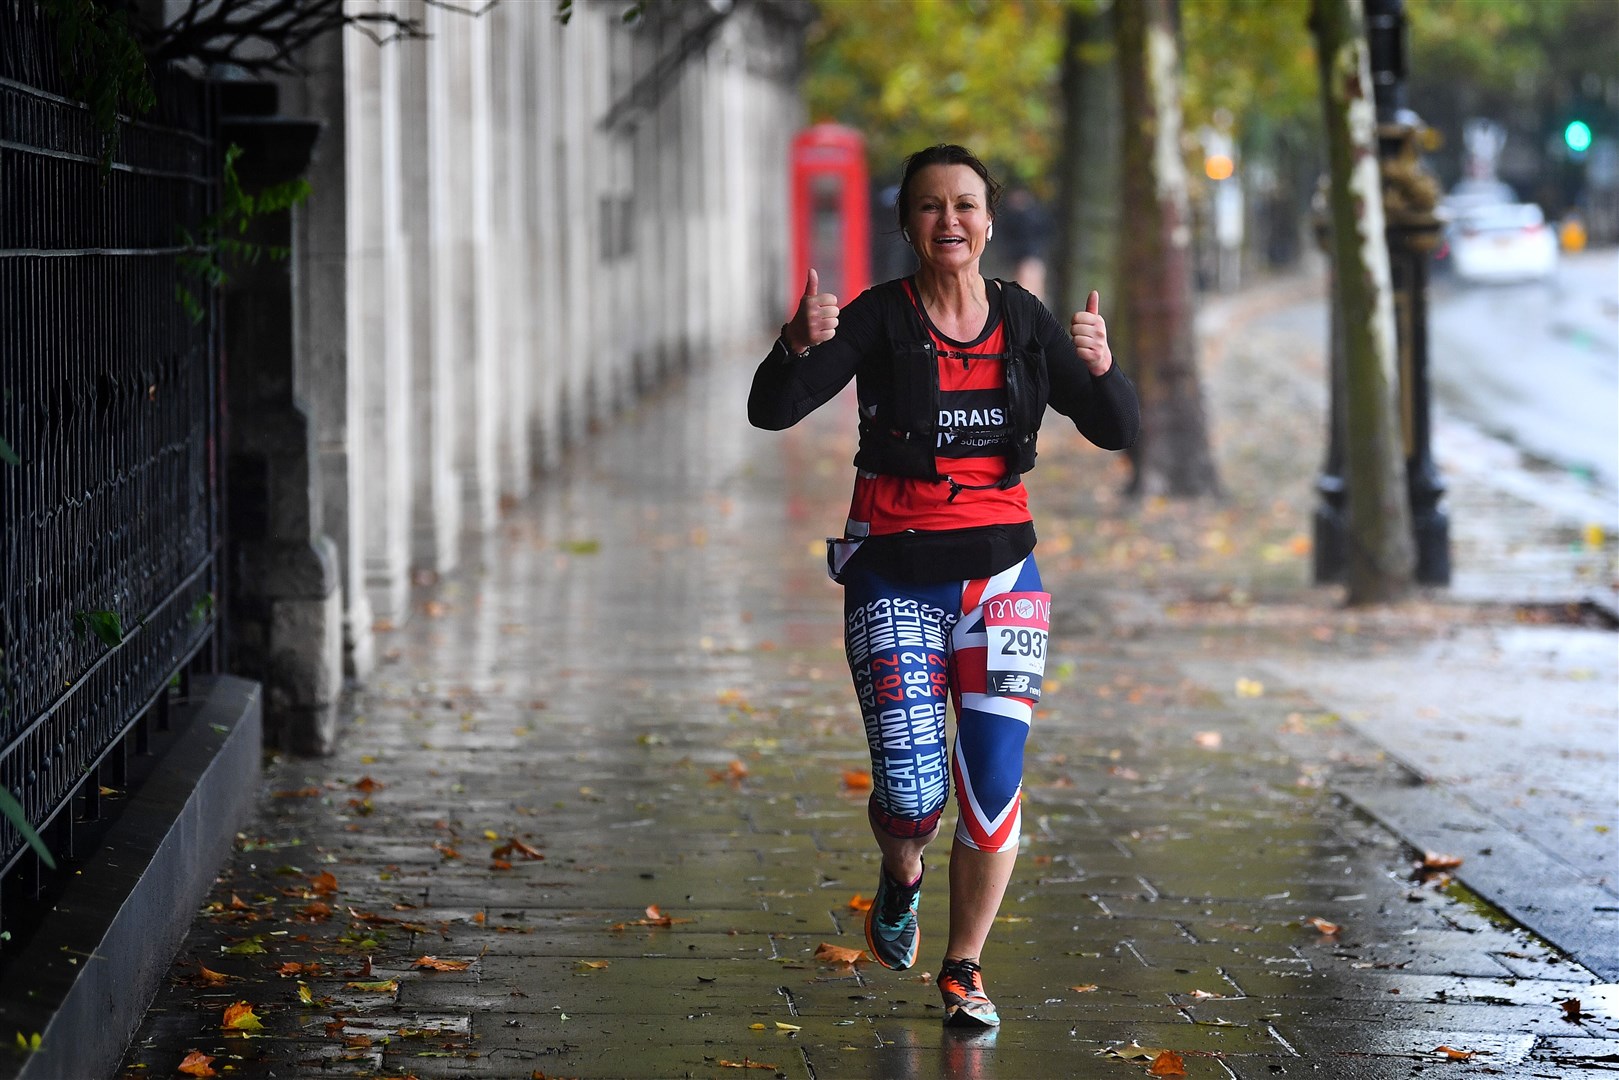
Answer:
[{"left": 785, "top": 268, "right": 840, "bottom": 354}]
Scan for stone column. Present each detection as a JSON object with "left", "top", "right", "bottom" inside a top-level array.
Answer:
[
  {"left": 276, "top": 33, "right": 374, "bottom": 681},
  {"left": 466, "top": 11, "right": 499, "bottom": 534},
  {"left": 530, "top": 8, "right": 563, "bottom": 472},
  {"left": 499, "top": 0, "right": 534, "bottom": 499},
  {"left": 347, "top": 13, "right": 412, "bottom": 626},
  {"left": 412, "top": 1, "right": 464, "bottom": 574},
  {"left": 218, "top": 86, "right": 343, "bottom": 755}
]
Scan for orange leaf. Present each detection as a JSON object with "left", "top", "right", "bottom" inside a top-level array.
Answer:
[
  {"left": 847, "top": 894, "right": 873, "bottom": 913},
  {"left": 490, "top": 858, "right": 514, "bottom": 871},
  {"left": 177, "top": 1051, "right": 217, "bottom": 1077},
  {"left": 276, "top": 961, "right": 323, "bottom": 978},
  {"left": 352, "top": 776, "right": 384, "bottom": 792},
  {"left": 472, "top": 912, "right": 487, "bottom": 924},
  {"left": 1421, "top": 851, "right": 1463, "bottom": 870},
  {"left": 272, "top": 787, "right": 322, "bottom": 799},
  {"left": 309, "top": 871, "right": 339, "bottom": 896},
  {"left": 1148, "top": 1050, "right": 1187, "bottom": 1076},
  {"left": 1068, "top": 983, "right": 1099, "bottom": 993},
  {"left": 841, "top": 769, "right": 872, "bottom": 790},
  {"left": 491, "top": 836, "right": 545, "bottom": 861},
  {"left": 1560, "top": 997, "right": 1586, "bottom": 1021},
  {"left": 814, "top": 941, "right": 868, "bottom": 966},
  {"left": 1433, "top": 1045, "right": 1475, "bottom": 1061},
  {"left": 221, "top": 1001, "right": 263, "bottom": 1031},
  {"left": 413, "top": 956, "right": 472, "bottom": 971},
  {"left": 1306, "top": 916, "right": 1340, "bottom": 936},
  {"left": 228, "top": 893, "right": 250, "bottom": 911},
  {"left": 298, "top": 901, "right": 332, "bottom": 921}
]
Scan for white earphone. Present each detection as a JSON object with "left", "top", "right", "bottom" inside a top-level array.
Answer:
[
  {"left": 986, "top": 223, "right": 994, "bottom": 240},
  {"left": 902, "top": 229, "right": 912, "bottom": 242}
]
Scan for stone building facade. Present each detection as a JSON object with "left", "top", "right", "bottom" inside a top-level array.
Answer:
[{"left": 248, "top": 0, "right": 805, "bottom": 750}]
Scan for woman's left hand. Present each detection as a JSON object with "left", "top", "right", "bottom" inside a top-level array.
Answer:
[{"left": 1070, "top": 290, "right": 1112, "bottom": 376}]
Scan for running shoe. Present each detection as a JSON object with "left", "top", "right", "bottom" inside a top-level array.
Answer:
[
  {"left": 864, "top": 863, "right": 923, "bottom": 971},
  {"left": 937, "top": 956, "right": 1000, "bottom": 1027}
]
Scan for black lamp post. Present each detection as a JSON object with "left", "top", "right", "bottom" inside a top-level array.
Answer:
[{"left": 1313, "top": 0, "right": 1451, "bottom": 585}]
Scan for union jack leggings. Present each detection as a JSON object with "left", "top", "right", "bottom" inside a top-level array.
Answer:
[{"left": 842, "top": 556, "right": 1043, "bottom": 853}]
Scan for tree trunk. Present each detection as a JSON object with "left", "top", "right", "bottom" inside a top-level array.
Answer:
[
  {"left": 1310, "top": 0, "right": 1415, "bottom": 603},
  {"left": 1115, "top": 0, "right": 1219, "bottom": 497},
  {"left": 1050, "top": 1, "right": 1119, "bottom": 325}
]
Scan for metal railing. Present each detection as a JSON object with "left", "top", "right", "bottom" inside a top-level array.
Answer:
[{"left": 0, "top": 4, "right": 220, "bottom": 916}]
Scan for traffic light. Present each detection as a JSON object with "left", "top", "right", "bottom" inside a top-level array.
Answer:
[{"left": 1564, "top": 119, "right": 1592, "bottom": 154}]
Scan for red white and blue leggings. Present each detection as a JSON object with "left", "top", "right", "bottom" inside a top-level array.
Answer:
[{"left": 842, "top": 556, "right": 1043, "bottom": 853}]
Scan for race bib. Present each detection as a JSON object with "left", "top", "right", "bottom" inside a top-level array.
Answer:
[{"left": 983, "top": 591, "right": 1051, "bottom": 699}]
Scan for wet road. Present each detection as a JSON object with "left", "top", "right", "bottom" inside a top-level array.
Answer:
[{"left": 1430, "top": 249, "right": 1619, "bottom": 497}]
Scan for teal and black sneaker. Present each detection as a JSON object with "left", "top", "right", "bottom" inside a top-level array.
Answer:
[
  {"left": 938, "top": 956, "right": 1000, "bottom": 1027},
  {"left": 864, "top": 863, "right": 923, "bottom": 970}
]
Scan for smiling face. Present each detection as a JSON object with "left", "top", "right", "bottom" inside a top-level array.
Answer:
[{"left": 904, "top": 163, "right": 992, "bottom": 273}]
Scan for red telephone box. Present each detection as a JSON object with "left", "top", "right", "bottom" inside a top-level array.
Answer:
[{"left": 789, "top": 124, "right": 870, "bottom": 311}]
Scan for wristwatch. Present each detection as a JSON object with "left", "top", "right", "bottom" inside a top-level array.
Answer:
[{"left": 778, "top": 324, "right": 812, "bottom": 360}]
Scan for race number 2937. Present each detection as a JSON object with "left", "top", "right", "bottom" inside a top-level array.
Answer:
[{"left": 982, "top": 591, "right": 1051, "bottom": 700}]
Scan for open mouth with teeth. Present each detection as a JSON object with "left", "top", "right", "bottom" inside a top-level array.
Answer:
[{"left": 934, "top": 236, "right": 967, "bottom": 246}]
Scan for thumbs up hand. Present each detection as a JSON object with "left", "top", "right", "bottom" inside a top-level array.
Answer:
[
  {"left": 1070, "top": 290, "right": 1112, "bottom": 375},
  {"left": 784, "top": 268, "right": 840, "bottom": 356}
]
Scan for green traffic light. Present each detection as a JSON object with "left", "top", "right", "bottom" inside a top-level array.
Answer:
[{"left": 1564, "top": 120, "right": 1592, "bottom": 153}]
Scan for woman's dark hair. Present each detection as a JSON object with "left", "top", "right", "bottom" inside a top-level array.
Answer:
[{"left": 894, "top": 144, "right": 1003, "bottom": 229}]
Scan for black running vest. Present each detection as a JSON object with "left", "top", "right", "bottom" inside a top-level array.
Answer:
[{"left": 853, "top": 278, "right": 1051, "bottom": 486}]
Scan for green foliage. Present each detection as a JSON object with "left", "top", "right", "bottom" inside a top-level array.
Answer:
[
  {"left": 72, "top": 608, "right": 125, "bottom": 647},
  {"left": 1408, "top": 0, "right": 1617, "bottom": 106},
  {"left": 804, "top": 0, "right": 1065, "bottom": 194},
  {"left": 0, "top": 788, "right": 57, "bottom": 872},
  {"left": 176, "top": 144, "right": 312, "bottom": 323},
  {"left": 1181, "top": 0, "right": 1320, "bottom": 140},
  {"left": 37, "top": 0, "right": 157, "bottom": 168}
]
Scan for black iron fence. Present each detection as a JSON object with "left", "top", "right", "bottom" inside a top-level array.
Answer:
[{"left": 0, "top": 5, "right": 220, "bottom": 919}]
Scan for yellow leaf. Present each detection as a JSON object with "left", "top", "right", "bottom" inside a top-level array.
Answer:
[
  {"left": 221, "top": 1001, "right": 263, "bottom": 1031},
  {"left": 574, "top": 959, "right": 610, "bottom": 971},
  {"left": 774, "top": 1021, "right": 802, "bottom": 1031},
  {"left": 1103, "top": 1042, "right": 1165, "bottom": 1061},
  {"left": 344, "top": 979, "right": 399, "bottom": 993},
  {"left": 1306, "top": 916, "right": 1340, "bottom": 936},
  {"left": 483, "top": 829, "right": 500, "bottom": 841},
  {"left": 1235, "top": 677, "right": 1265, "bottom": 698},
  {"left": 749, "top": 1022, "right": 767, "bottom": 1030},
  {"left": 296, "top": 984, "right": 314, "bottom": 1005},
  {"left": 197, "top": 965, "right": 233, "bottom": 987}
]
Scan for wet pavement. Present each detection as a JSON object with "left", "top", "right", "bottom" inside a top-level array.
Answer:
[{"left": 119, "top": 284, "right": 1619, "bottom": 1079}]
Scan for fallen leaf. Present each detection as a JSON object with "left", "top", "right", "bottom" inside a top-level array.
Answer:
[
  {"left": 1433, "top": 1045, "right": 1475, "bottom": 1061},
  {"left": 848, "top": 894, "right": 873, "bottom": 913},
  {"left": 197, "top": 964, "right": 234, "bottom": 987},
  {"left": 1420, "top": 851, "right": 1464, "bottom": 870},
  {"left": 1103, "top": 1042, "right": 1166, "bottom": 1061},
  {"left": 1149, "top": 1050, "right": 1188, "bottom": 1076},
  {"left": 1234, "top": 677, "right": 1265, "bottom": 698},
  {"left": 296, "top": 984, "right": 314, "bottom": 1005},
  {"left": 1068, "top": 984, "right": 1099, "bottom": 993},
  {"left": 423, "top": 599, "right": 449, "bottom": 618},
  {"left": 352, "top": 776, "right": 384, "bottom": 792},
  {"left": 716, "top": 1060, "right": 777, "bottom": 1071},
  {"left": 774, "top": 1021, "right": 801, "bottom": 1032},
  {"left": 1193, "top": 731, "right": 1222, "bottom": 749},
  {"left": 709, "top": 759, "right": 749, "bottom": 783},
  {"left": 813, "top": 942, "right": 868, "bottom": 966},
  {"left": 841, "top": 769, "right": 872, "bottom": 790},
  {"left": 297, "top": 901, "right": 332, "bottom": 921},
  {"left": 177, "top": 1050, "right": 217, "bottom": 1076},
  {"left": 309, "top": 870, "right": 339, "bottom": 896},
  {"left": 414, "top": 956, "right": 473, "bottom": 971},
  {"left": 222, "top": 937, "right": 266, "bottom": 956},
  {"left": 272, "top": 787, "right": 322, "bottom": 798},
  {"left": 1189, "top": 988, "right": 1227, "bottom": 999},
  {"left": 276, "top": 961, "right": 323, "bottom": 978},
  {"left": 491, "top": 836, "right": 545, "bottom": 861},
  {"left": 221, "top": 1001, "right": 263, "bottom": 1031},
  {"left": 1560, "top": 997, "right": 1587, "bottom": 1022},
  {"left": 1306, "top": 916, "right": 1340, "bottom": 936},
  {"left": 344, "top": 979, "right": 400, "bottom": 993},
  {"left": 575, "top": 959, "right": 610, "bottom": 971}
]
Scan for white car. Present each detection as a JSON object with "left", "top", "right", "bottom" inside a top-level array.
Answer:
[{"left": 1448, "top": 202, "right": 1559, "bottom": 283}]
